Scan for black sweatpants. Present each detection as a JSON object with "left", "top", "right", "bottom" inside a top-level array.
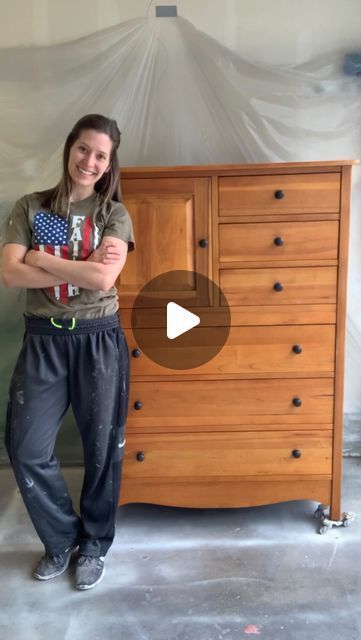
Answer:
[{"left": 5, "top": 313, "right": 130, "bottom": 558}]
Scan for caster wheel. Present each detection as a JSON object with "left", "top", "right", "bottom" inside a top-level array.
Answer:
[{"left": 314, "top": 505, "right": 328, "bottom": 520}]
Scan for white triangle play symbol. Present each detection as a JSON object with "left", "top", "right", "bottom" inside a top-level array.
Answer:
[{"left": 166, "top": 302, "right": 200, "bottom": 340}]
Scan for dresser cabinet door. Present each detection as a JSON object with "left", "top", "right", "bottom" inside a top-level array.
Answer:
[{"left": 118, "top": 177, "right": 211, "bottom": 307}]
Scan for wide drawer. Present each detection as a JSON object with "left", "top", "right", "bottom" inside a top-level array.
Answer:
[
  {"left": 128, "top": 378, "right": 334, "bottom": 430},
  {"left": 218, "top": 173, "right": 340, "bottom": 216},
  {"left": 219, "top": 221, "right": 339, "bottom": 263},
  {"left": 220, "top": 266, "right": 337, "bottom": 306},
  {"left": 122, "top": 431, "right": 333, "bottom": 478},
  {"left": 127, "top": 325, "right": 335, "bottom": 376}
]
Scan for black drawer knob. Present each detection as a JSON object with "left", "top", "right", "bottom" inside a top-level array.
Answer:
[
  {"left": 292, "top": 344, "right": 302, "bottom": 354},
  {"left": 136, "top": 451, "right": 145, "bottom": 462},
  {"left": 132, "top": 348, "right": 141, "bottom": 358},
  {"left": 134, "top": 400, "right": 143, "bottom": 410},
  {"left": 273, "top": 282, "right": 284, "bottom": 292},
  {"left": 292, "top": 449, "right": 302, "bottom": 459},
  {"left": 274, "top": 190, "right": 285, "bottom": 200},
  {"left": 199, "top": 238, "right": 208, "bottom": 248},
  {"left": 292, "top": 397, "right": 302, "bottom": 407},
  {"left": 274, "top": 236, "right": 284, "bottom": 246}
]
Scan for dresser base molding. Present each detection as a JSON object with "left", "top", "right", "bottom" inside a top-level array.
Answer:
[{"left": 119, "top": 476, "right": 332, "bottom": 510}]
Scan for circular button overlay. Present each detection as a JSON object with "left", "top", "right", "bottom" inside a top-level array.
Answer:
[{"left": 131, "top": 270, "right": 231, "bottom": 370}]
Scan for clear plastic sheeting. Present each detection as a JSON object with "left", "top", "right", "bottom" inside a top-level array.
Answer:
[{"left": 0, "top": 15, "right": 361, "bottom": 420}]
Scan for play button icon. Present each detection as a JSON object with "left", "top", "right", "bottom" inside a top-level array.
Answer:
[
  {"left": 131, "top": 270, "right": 231, "bottom": 370},
  {"left": 167, "top": 302, "right": 200, "bottom": 339}
]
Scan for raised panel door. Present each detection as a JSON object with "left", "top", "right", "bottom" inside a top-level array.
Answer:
[{"left": 117, "top": 176, "right": 211, "bottom": 308}]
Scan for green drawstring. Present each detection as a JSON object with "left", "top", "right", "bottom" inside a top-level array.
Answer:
[
  {"left": 50, "top": 318, "right": 62, "bottom": 328},
  {"left": 50, "top": 317, "right": 76, "bottom": 330}
]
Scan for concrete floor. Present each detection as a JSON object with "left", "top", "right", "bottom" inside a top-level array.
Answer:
[{"left": 0, "top": 459, "right": 360, "bottom": 640}]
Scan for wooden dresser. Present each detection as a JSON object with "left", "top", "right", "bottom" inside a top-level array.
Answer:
[{"left": 117, "top": 161, "right": 354, "bottom": 521}]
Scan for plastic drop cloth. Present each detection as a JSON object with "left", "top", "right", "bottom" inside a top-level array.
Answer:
[{"left": 1, "top": 16, "right": 361, "bottom": 451}]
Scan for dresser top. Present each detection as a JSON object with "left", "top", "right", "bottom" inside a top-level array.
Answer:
[{"left": 121, "top": 159, "right": 358, "bottom": 179}]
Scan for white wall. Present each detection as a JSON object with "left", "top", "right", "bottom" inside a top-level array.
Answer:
[{"left": 0, "top": 0, "right": 360, "bottom": 64}]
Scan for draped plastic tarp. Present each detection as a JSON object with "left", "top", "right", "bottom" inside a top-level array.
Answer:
[{"left": 1, "top": 16, "right": 361, "bottom": 460}]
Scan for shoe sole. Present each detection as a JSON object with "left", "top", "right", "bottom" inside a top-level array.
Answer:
[
  {"left": 33, "top": 547, "right": 77, "bottom": 581},
  {"left": 75, "top": 565, "right": 105, "bottom": 590}
]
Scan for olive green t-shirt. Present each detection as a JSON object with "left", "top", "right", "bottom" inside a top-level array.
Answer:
[{"left": 4, "top": 189, "right": 135, "bottom": 319}]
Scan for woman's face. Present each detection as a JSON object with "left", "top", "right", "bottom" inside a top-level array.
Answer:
[{"left": 68, "top": 129, "right": 113, "bottom": 199}]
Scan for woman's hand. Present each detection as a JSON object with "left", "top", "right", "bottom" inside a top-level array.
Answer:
[{"left": 88, "top": 238, "right": 123, "bottom": 265}]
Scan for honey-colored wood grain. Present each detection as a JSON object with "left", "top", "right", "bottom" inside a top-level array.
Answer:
[
  {"left": 219, "top": 221, "right": 339, "bottom": 263},
  {"left": 125, "top": 324, "right": 336, "bottom": 377},
  {"left": 118, "top": 177, "right": 210, "bottom": 307},
  {"left": 122, "top": 431, "right": 332, "bottom": 478},
  {"left": 121, "top": 176, "right": 198, "bottom": 195},
  {"left": 228, "top": 304, "right": 336, "bottom": 326},
  {"left": 219, "top": 259, "right": 339, "bottom": 269},
  {"left": 127, "top": 378, "right": 334, "bottom": 429},
  {"left": 126, "top": 422, "right": 333, "bottom": 435},
  {"left": 211, "top": 175, "right": 220, "bottom": 289},
  {"left": 120, "top": 159, "right": 356, "bottom": 181},
  {"left": 119, "top": 477, "right": 332, "bottom": 508},
  {"left": 218, "top": 173, "right": 340, "bottom": 216},
  {"left": 220, "top": 266, "right": 337, "bottom": 306},
  {"left": 121, "top": 196, "right": 196, "bottom": 281},
  {"left": 219, "top": 214, "right": 340, "bottom": 223},
  {"left": 120, "top": 304, "right": 337, "bottom": 328},
  {"left": 331, "top": 165, "right": 352, "bottom": 520}
]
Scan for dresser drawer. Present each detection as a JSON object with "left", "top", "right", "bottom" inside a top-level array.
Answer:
[
  {"left": 128, "top": 378, "right": 334, "bottom": 429},
  {"left": 123, "top": 431, "right": 333, "bottom": 478},
  {"left": 127, "top": 325, "right": 335, "bottom": 377},
  {"left": 219, "top": 221, "right": 339, "bottom": 263},
  {"left": 220, "top": 266, "right": 337, "bottom": 306},
  {"left": 219, "top": 173, "right": 340, "bottom": 216}
]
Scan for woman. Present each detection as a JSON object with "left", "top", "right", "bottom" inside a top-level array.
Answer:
[{"left": 2, "top": 113, "right": 134, "bottom": 590}]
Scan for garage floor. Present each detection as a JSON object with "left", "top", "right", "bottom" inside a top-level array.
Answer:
[{"left": 0, "top": 457, "right": 360, "bottom": 640}]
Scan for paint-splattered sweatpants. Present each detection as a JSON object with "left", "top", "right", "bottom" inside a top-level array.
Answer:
[{"left": 5, "top": 313, "right": 130, "bottom": 558}]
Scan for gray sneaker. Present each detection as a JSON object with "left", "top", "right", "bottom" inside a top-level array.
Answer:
[
  {"left": 34, "top": 546, "right": 77, "bottom": 581},
  {"left": 75, "top": 555, "right": 105, "bottom": 590}
]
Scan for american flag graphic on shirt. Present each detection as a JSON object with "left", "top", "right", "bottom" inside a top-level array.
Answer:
[{"left": 33, "top": 211, "right": 96, "bottom": 303}]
